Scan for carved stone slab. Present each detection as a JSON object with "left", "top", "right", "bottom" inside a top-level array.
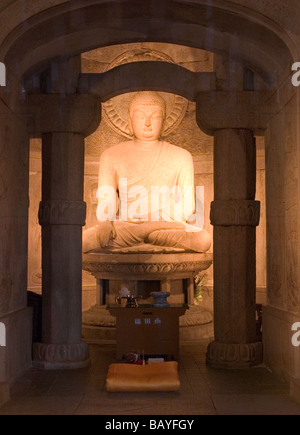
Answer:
[
  {"left": 196, "top": 91, "right": 272, "bottom": 135},
  {"left": 82, "top": 252, "right": 213, "bottom": 280}
]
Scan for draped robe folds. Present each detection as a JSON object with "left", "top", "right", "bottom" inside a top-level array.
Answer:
[{"left": 83, "top": 140, "right": 210, "bottom": 253}]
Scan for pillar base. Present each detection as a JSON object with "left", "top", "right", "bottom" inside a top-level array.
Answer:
[
  {"left": 206, "top": 341, "right": 263, "bottom": 369},
  {"left": 33, "top": 342, "right": 90, "bottom": 370}
]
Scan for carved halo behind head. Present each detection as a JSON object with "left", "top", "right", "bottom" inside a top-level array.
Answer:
[{"left": 102, "top": 49, "right": 188, "bottom": 139}]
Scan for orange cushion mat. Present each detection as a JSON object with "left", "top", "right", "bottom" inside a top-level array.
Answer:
[{"left": 106, "top": 362, "right": 180, "bottom": 392}]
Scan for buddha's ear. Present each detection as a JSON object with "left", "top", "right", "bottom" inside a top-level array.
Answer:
[
  {"left": 160, "top": 114, "right": 167, "bottom": 137},
  {"left": 128, "top": 113, "right": 134, "bottom": 136}
]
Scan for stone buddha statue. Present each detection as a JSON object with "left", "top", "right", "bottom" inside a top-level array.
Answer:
[{"left": 83, "top": 91, "right": 211, "bottom": 253}]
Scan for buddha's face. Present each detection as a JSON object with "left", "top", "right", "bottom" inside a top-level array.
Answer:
[{"left": 130, "top": 104, "right": 165, "bottom": 142}]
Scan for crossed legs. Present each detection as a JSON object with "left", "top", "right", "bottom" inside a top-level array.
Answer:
[{"left": 83, "top": 221, "right": 211, "bottom": 253}]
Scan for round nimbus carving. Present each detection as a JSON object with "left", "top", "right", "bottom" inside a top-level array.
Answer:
[{"left": 102, "top": 49, "right": 188, "bottom": 138}]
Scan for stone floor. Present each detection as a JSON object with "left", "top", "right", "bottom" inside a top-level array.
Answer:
[{"left": 1, "top": 342, "right": 300, "bottom": 415}]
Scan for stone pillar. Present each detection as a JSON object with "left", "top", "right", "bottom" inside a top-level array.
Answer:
[
  {"left": 207, "top": 129, "right": 262, "bottom": 367},
  {"left": 33, "top": 132, "right": 88, "bottom": 369},
  {"left": 28, "top": 91, "right": 101, "bottom": 369},
  {"left": 196, "top": 91, "right": 268, "bottom": 368},
  {"left": 0, "top": 95, "right": 32, "bottom": 400}
]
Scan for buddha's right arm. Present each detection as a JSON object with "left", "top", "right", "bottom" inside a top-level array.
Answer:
[
  {"left": 96, "top": 181, "right": 118, "bottom": 246},
  {"left": 96, "top": 196, "right": 118, "bottom": 222},
  {"left": 96, "top": 220, "right": 116, "bottom": 247},
  {"left": 96, "top": 149, "right": 119, "bottom": 222}
]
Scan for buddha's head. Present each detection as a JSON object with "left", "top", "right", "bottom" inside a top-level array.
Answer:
[{"left": 128, "top": 91, "right": 166, "bottom": 141}]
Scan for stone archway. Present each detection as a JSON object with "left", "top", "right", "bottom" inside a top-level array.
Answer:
[
  {"left": 21, "top": 2, "right": 293, "bottom": 370},
  {"left": 26, "top": 53, "right": 269, "bottom": 369},
  {"left": 1, "top": 0, "right": 293, "bottom": 84}
]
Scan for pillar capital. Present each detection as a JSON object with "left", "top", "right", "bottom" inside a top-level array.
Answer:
[
  {"left": 196, "top": 91, "right": 271, "bottom": 136},
  {"left": 27, "top": 93, "right": 101, "bottom": 137},
  {"left": 38, "top": 200, "right": 86, "bottom": 226},
  {"left": 211, "top": 200, "right": 260, "bottom": 227}
]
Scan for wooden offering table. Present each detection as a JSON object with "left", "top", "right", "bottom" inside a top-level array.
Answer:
[{"left": 108, "top": 304, "right": 188, "bottom": 361}]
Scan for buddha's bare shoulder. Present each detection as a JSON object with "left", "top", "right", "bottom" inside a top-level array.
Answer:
[
  {"left": 100, "top": 141, "right": 134, "bottom": 158},
  {"left": 164, "top": 141, "right": 193, "bottom": 160}
]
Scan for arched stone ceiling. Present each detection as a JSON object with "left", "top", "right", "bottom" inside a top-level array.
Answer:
[{"left": 0, "top": 0, "right": 294, "bottom": 84}]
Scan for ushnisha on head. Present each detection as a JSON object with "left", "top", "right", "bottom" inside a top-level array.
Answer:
[
  {"left": 129, "top": 91, "right": 167, "bottom": 118},
  {"left": 128, "top": 91, "right": 167, "bottom": 141}
]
